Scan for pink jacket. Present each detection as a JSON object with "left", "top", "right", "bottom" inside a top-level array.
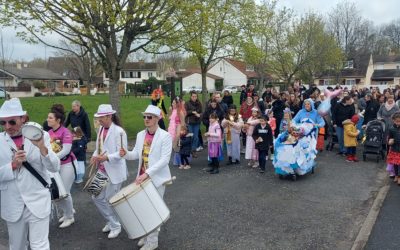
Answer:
[{"left": 208, "top": 122, "right": 222, "bottom": 143}]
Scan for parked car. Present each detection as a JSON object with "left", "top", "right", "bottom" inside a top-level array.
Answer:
[
  {"left": 0, "top": 88, "right": 10, "bottom": 99},
  {"left": 222, "top": 85, "right": 238, "bottom": 94},
  {"left": 182, "top": 86, "right": 203, "bottom": 94}
]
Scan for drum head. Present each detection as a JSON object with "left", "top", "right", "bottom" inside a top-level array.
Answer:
[
  {"left": 109, "top": 180, "right": 150, "bottom": 204},
  {"left": 22, "top": 122, "right": 43, "bottom": 141}
]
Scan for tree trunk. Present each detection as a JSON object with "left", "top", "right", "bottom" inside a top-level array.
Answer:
[
  {"left": 108, "top": 70, "right": 121, "bottom": 114},
  {"left": 201, "top": 68, "right": 208, "bottom": 107}
]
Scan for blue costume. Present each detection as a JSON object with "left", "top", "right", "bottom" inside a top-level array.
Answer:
[{"left": 273, "top": 99, "right": 325, "bottom": 176}]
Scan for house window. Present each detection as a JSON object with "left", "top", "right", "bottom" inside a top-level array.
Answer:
[
  {"left": 344, "top": 60, "right": 354, "bottom": 69},
  {"left": 121, "top": 71, "right": 141, "bottom": 78},
  {"left": 323, "top": 79, "right": 332, "bottom": 85},
  {"left": 246, "top": 65, "right": 254, "bottom": 71},
  {"left": 345, "top": 79, "right": 356, "bottom": 85},
  {"left": 148, "top": 72, "right": 153, "bottom": 78}
]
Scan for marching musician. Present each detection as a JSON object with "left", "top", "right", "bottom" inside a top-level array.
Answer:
[
  {"left": 90, "top": 104, "right": 128, "bottom": 239},
  {"left": 120, "top": 105, "right": 172, "bottom": 250},
  {"left": 0, "top": 98, "right": 60, "bottom": 250},
  {"left": 47, "top": 104, "right": 77, "bottom": 228}
]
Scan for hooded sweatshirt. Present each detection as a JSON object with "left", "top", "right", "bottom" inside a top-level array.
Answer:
[
  {"left": 65, "top": 106, "right": 91, "bottom": 140},
  {"left": 292, "top": 99, "right": 325, "bottom": 127}
]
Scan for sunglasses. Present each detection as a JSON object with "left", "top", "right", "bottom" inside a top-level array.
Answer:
[
  {"left": 0, "top": 120, "right": 17, "bottom": 126},
  {"left": 143, "top": 115, "right": 153, "bottom": 120}
]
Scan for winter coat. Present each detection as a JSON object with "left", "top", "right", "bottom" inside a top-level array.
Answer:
[
  {"left": 332, "top": 102, "right": 355, "bottom": 128},
  {"left": 185, "top": 100, "right": 203, "bottom": 124},
  {"left": 378, "top": 103, "right": 400, "bottom": 142},
  {"left": 65, "top": 107, "right": 92, "bottom": 140},
  {"left": 252, "top": 123, "right": 274, "bottom": 151},
  {"left": 222, "top": 95, "right": 233, "bottom": 108},
  {"left": 388, "top": 125, "right": 400, "bottom": 152},
  {"left": 240, "top": 102, "right": 256, "bottom": 121},
  {"left": 179, "top": 134, "right": 193, "bottom": 155},
  {"left": 208, "top": 122, "right": 222, "bottom": 143},
  {"left": 240, "top": 90, "right": 247, "bottom": 105},
  {"left": 363, "top": 100, "right": 380, "bottom": 125},
  {"left": 343, "top": 119, "right": 358, "bottom": 147},
  {"left": 72, "top": 136, "right": 88, "bottom": 161},
  {"left": 202, "top": 105, "right": 224, "bottom": 127},
  {"left": 272, "top": 99, "right": 286, "bottom": 120}
]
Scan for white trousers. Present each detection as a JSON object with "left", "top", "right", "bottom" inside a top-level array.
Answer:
[
  {"left": 142, "top": 185, "right": 166, "bottom": 244},
  {"left": 7, "top": 206, "right": 50, "bottom": 250},
  {"left": 57, "top": 163, "right": 75, "bottom": 219},
  {"left": 92, "top": 182, "right": 122, "bottom": 230}
]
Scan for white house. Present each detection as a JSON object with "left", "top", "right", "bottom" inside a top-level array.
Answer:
[
  {"left": 103, "top": 61, "right": 162, "bottom": 86},
  {"left": 177, "top": 69, "right": 222, "bottom": 92},
  {"left": 208, "top": 58, "right": 261, "bottom": 87}
]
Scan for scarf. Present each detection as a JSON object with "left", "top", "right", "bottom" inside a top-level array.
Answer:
[{"left": 385, "top": 102, "right": 395, "bottom": 111}]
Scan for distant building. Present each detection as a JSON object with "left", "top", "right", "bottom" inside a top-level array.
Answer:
[{"left": 176, "top": 68, "right": 223, "bottom": 92}]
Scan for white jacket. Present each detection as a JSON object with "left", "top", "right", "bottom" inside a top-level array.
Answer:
[
  {"left": 92, "top": 123, "right": 128, "bottom": 184},
  {"left": 0, "top": 131, "right": 60, "bottom": 222},
  {"left": 125, "top": 127, "right": 172, "bottom": 188}
]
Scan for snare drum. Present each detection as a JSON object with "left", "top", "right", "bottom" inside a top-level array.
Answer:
[
  {"left": 48, "top": 172, "right": 68, "bottom": 201},
  {"left": 83, "top": 170, "right": 109, "bottom": 197},
  {"left": 109, "top": 180, "right": 170, "bottom": 239},
  {"left": 22, "top": 122, "right": 43, "bottom": 141}
]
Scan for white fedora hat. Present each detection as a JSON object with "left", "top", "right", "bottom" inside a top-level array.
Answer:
[
  {"left": 94, "top": 104, "right": 116, "bottom": 117},
  {"left": 142, "top": 105, "right": 161, "bottom": 117},
  {"left": 0, "top": 98, "right": 27, "bottom": 118}
]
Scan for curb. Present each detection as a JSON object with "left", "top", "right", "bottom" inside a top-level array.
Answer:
[{"left": 351, "top": 174, "right": 390, "bottom": 250}]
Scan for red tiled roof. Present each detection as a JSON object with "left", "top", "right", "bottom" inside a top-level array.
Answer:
[
  {"left": 224, "top": 58, "right": 259, "bottom": 78},
  {"left": 176, "top": 68, "right": 223, "bottom": 80}
]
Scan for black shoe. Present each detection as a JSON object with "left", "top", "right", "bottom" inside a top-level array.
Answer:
[
  {"left": 336, "top": 152, "right": 343, "bottom": 155},
  {"left": 205, "top": 167, "right": 213, "bottom": 172},
  {"left": 227, "top": 161, "right": 234, "bottom": 165},
  {"left": 259, "top": 169, "right": 265, "bottom": 173},
  {"left": 234, "top": 160, "right": 240, "bottom": 165},
  {"left": 210, "top": 168, "right": 219, "bottom": 174}
]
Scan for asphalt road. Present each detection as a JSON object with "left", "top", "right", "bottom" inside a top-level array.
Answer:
[
  {"left": 0, "top": 148, "right": 386, "bottom": 250},
  {"left": 365, "top": 182, "right": 400, "bottom": 250}
]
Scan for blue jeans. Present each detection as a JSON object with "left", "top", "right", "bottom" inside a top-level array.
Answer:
[
  {"left": 335, "top": 126, "right": 346, "bottom": 153},
  {"left": 188, "top": 123, "right": 200, "bottom": 150}
]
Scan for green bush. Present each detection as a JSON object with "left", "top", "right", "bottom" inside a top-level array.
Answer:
[
  {"left": 33, "top": 80, "right": 46, "bottom": 90},
  {"left": 54, "top": 92, "right": 66, "bottom": 96},
  {"left": 34, "top": 92, "right": 42, "bottom": 97}
]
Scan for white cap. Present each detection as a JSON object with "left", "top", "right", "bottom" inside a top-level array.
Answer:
[
  {"left": 142, "top": 105, "right": 161, "bottom": 117},
  {"left": 94, "top": 104, "right": 116, "bottom": 117},
  {"left": 0, "top": 98, "right": 27, "bottom": 118}
]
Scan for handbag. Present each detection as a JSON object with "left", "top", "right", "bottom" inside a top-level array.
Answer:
[{"left": 22, "top": 162, "right": 61, "bottom": 200}]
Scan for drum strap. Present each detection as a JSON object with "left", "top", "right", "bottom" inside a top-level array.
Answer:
[{"left": 22, "top": 161, "right": 50, "bottom": 189}]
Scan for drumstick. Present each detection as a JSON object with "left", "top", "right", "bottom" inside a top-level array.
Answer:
[{"left": 120, "top": 132, "right": 123, "bottom": 150}]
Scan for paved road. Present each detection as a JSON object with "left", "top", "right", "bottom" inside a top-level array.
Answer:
[
  {"left": 366, "top": 182, "right": 400, "bottom": 250},
  {"left": 0, "top": 149, "right": 386, "bottom": 250}
]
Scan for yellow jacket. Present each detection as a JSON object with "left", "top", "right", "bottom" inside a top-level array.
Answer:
[{"left": 343, "top": 119, "right": 358, "bottom": 147}]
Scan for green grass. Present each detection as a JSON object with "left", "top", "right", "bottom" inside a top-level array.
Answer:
[{"left": 0, "top": 93, "right": 241, "bottom": 140}]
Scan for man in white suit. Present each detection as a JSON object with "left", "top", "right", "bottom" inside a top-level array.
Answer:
[
  {"left": 0, "top": 98, "right": 60, "bottom": 250},
  {"left": 90, "top": 104, "right": 128, "bottom": 239},
  {"left": 120, "top": 105, "right": 172, "bottom": 250}
]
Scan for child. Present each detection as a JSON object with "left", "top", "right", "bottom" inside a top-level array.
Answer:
[
  {"left": 253, "top": 115, "right": 274, "bottom": 173},
  {"left": 205, "top": 113, "right": 222, "bottom": 174},
  {"left": 387, "top": 112, "right": 400, "bottom": 184},
  {"left": 221, "top": 105, "right": 243, "bottom": 165},
  {"left": 178, "top": 125, "right": 193, "bottom": 170},
  {"left": 279, "top": 108, "right": 292, "bottom": 133},
  {"left": 343, "top": 114, "right": 360, "bottom": 162},
  {"left": 71, "top": 126, "right": 88, "bottom": 183},
  {"left": 266, "top": 109, "right": 276, "bottom": 160},
  {"left": 245, "top": 107, "right": 260, "bottom": 168}
]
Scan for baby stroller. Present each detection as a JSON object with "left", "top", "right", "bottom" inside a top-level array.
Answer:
[{"left": 362, "top": 119, "right": 386, "bottom": 162}]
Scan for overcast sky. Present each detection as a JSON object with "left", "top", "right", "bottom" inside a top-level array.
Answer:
[{"left": 2, "top": 0, "right": 399, "bottom": 61}]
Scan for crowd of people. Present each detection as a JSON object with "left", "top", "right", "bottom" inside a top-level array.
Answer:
[{"left": 2, "top": 80, "right": 400, "bottom": 250}]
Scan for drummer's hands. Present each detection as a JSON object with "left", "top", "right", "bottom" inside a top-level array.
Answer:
[
  {"left": 12, "top": 150, "right": 25, "bottom": 170},
  {"left": 119, "top": 148, "right": 127, "bottom": 157},
  {"left": 135, "top": 173, "right": 149, "bottom": 185},
  {"left": 30, "top": 137, "right": 48, "bottom": 156}
]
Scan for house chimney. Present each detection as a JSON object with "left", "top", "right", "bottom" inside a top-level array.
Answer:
[{"left": 17, "top": 63, "right": 22, "bottom": 69}]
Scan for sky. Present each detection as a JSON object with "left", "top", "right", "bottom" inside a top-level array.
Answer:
[{"left": 1, "top": 0, "right": 399, "bottom": 61}]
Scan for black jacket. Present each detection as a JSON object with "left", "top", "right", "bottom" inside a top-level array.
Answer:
[
  {"left": 363, "top": 100, "right": 380, "bottom": 125},
  {"left": 222, "top": 95, "right": 233, "bottom": 107},
  {"left": 272, "top": 99, "right": 286, "bottom": 120},
  {"left": 179, "top": 134, "right": 193, "bottom": 155},
  {"left": 332, "top": 103, "right": 355, "bottom": 128},
  {"left": 240, "top": 90, "right": 247, "bottom": 105},
  {"left": 389, "top": 125, "right": 400, "bottom": 152},
  {"left": 252, "top": 123, "right": 274, "bottom": 151},
  {"left": 202, "top": 105, "right": 224, "bottom": 127},
  {"left": 72, "top": 136, "right": 88, "bottom": 161},
  {"left": 185, "top": 100, "right": 202, "bottom": 124},
  {"left": 65, "top": 107, "right": 92, "bottom": 140}
]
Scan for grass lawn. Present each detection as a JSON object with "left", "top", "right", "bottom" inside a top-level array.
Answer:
[{"left": 0, "top": 93, "right": 241, "bottom": 140}]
